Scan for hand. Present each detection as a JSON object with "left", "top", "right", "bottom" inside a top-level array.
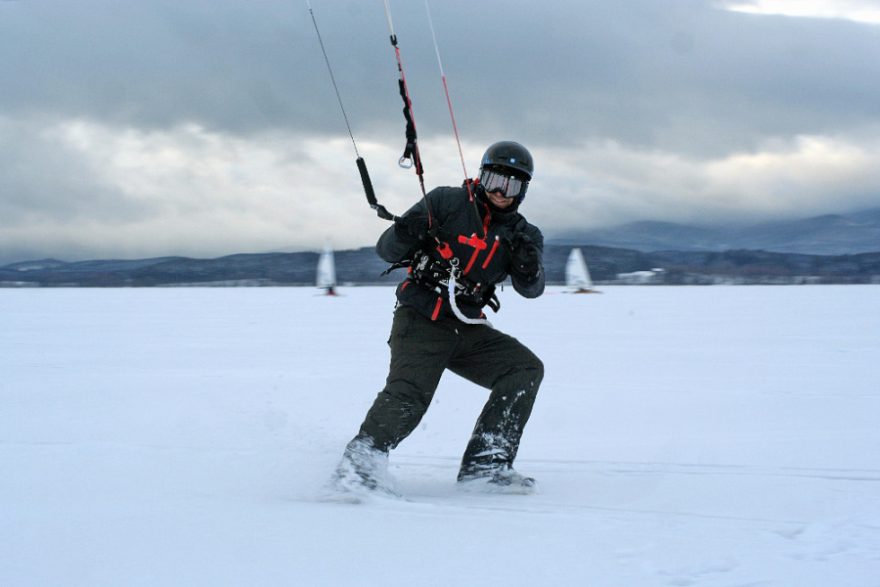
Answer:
[
  {"left": 395, "top": 214, "right": 431, "bottom": 244},
  {"left": 508, "top": 233, "right": 540, "bottom": 278}
]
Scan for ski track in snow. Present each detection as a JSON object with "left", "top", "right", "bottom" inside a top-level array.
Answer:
[{"left": 1, "top": 285, "right": 879, "bottom": 586}]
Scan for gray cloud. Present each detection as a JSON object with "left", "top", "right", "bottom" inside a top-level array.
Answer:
[
  {"left": 1, "top": 0, "right": 879, "bottom": 262},
  {"left": 5, "top": 0, "right": 878, "bottom": 150}
]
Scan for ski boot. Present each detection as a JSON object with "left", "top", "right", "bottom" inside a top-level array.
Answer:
[
  {"left": 327, "top": 436, "right": 399, "bottom": 501},
  {"left": 457, "top": 464, "right": 537, "bottom": 495}
]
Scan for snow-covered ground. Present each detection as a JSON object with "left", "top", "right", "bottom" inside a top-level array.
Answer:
[{"left": 2, "top": 285, "right": 878, "bottom": 586}]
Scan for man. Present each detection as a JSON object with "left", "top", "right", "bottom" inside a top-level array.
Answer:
[{"left": 333, "top": 141, "right": 545, "bottom": 495}]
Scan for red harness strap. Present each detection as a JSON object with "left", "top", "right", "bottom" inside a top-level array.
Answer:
[
  {"left": 457, "top": 233, "right": 488, "bottom": 275},
  {"left": 431, "top": 296, "right": 443, "bottom": 320},
  {"left": 482, "top": 236, "right": 500, "bottom": 269}
]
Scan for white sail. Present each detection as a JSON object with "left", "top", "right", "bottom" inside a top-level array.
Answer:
[
  {"left": 565, "top": 248, "right": 593, "bottom": 291},
  {"left": 316, "top": 245, "right": 336, "bottom": 291}
]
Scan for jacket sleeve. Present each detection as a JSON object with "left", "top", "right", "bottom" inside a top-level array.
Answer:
[
  {"left": 375, "top": 188, "right": 444, "bottom": 263},
  {"left": 510, "top": 223, "right": 545, "bottom": 298}
]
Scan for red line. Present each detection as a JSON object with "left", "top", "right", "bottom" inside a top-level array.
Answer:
[
  {"left": 482, "top": 237, "right": 500, "bottom": 269},
  {"left": 431, "top": 297, "right": 443, "bottom": 320}
]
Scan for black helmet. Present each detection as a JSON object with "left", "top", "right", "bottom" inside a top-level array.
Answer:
[
  {"left": 480, "top": 141, "right": 533, "bottom": 179},
  {"left": 478, "top": 141, "right": 533, "bottom": 208}
]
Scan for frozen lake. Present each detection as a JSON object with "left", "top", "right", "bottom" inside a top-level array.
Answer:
[{"left": 2, "top": 285, "right": 878, "bottom": 586}]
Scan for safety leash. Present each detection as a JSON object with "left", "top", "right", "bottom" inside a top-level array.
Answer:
[
  {"left": 382, "top": 0, "right": 448, "bottom": 243},
  {"left": 447, "top": 270, "right": 493, "bottom": 328}
]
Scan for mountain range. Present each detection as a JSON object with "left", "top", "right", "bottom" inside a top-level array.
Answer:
[
  {"left": 552, "top": 208, "right": 880, "bottom": 255},
  {"left": 2, "top": 208, "right": 878, "bottom": 287},
  {"left": 2, "top": 245, "right": 879, "bottom": 287}
]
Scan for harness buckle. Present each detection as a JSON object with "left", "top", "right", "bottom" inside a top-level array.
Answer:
[{"left": 449, "top": 257, "right": 462, "bottom": 280}]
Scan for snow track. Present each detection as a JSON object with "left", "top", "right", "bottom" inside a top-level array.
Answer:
[{"left": 2, "top": 285, "right": 878, "bottom": 586}]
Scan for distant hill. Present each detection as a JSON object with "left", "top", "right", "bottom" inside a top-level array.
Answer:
[
  {"left": 3, "top": 245, "right": 879, "bottom": 287},
  {"left": 552, "top": 208, "right": 880, "bottom": 255}
]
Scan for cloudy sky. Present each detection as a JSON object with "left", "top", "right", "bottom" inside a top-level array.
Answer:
[{"left": 1, "top": 0, "right": 879, "bottom": 262}]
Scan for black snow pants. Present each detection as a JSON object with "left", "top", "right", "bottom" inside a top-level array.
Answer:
[{"left": 355, "top": 304, "right": 544, "bottom": 477}]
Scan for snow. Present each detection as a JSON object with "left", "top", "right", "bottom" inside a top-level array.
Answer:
[{"left": 2, "top": 285, "right": 879, "bottom": 586}]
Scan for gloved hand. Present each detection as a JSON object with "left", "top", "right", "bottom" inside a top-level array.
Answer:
[
  {"left": 507, "top": 232, "right": 541, "bottom": 279},
  {"left": 395, "top": 213, "right": 431, "bottom": 244}
]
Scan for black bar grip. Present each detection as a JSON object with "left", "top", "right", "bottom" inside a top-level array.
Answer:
[
  {"left": 357, "top": 157, "right": 396, "bottom": 221},
  {"left": 356, "top": 157, "right": 377, "bottom": 206}
]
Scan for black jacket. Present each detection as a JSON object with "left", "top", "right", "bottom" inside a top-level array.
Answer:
[{"left": 377, "top": 185, "right": 545, "bottom": 320}]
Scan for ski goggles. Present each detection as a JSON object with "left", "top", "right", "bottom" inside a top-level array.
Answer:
[{"left": 479, "top": 167, "right": 529, "bottom": 199}]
